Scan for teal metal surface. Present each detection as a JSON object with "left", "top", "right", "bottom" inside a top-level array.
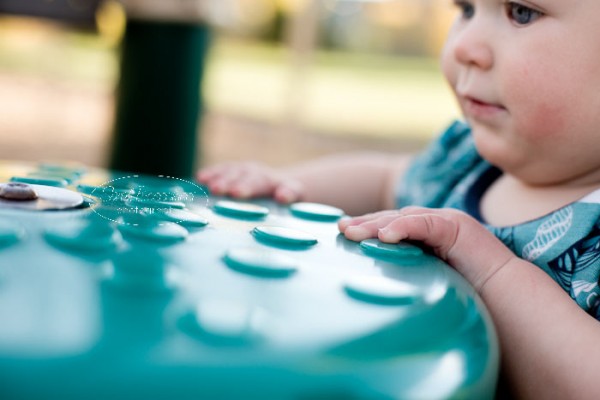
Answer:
[{"left": 0, "top": 160, "right": 499, "bottom": 399}]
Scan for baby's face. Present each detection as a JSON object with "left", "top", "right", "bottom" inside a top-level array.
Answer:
[{"left": 441, "top": 0, "right": 600, "bottom": 186}]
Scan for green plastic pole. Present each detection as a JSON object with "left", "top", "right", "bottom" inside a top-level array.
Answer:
[{"left": 110, "top": 19, "right": 211, "bottom": 178}]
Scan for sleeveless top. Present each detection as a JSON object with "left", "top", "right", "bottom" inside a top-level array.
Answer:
[{"left": 396, "top": 120, "right": 600, "bottom": 320}]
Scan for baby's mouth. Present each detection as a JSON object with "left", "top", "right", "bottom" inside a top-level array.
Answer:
[
  {"left": 462, "top": 95, "right": 507, "bottom": 118},
  {"left": 465, "top": 96, "right": 504, "bottom": 109}
]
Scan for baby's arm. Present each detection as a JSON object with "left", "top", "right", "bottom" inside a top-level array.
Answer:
[
  {"left": 340, "top": 207, "right": 600, "bottom": 398},
  {"left": 197, "top": 153, "right": 412, "bottom": 216}
]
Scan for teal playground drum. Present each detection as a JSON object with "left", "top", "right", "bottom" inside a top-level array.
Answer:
[{"left": 0, "top": 160, "right": 499, "bottom": 399}]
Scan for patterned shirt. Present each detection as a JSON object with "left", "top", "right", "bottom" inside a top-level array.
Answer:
[{"left": 396, "top": 120, "right": 600, "bottom": 320}]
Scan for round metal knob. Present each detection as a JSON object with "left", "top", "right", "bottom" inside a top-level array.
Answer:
[{"left": 0, "top": 183, "right": 38, "bottom": 201}]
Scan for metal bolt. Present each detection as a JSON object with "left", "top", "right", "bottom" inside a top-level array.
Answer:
[{"left": 0, "top": 182, "right": 38, "bottom": 201}]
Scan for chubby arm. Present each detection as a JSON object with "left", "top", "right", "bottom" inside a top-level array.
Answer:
[
  {"left": 340, "top": 207, "right": 600, "bottom": 399},
  {"left": 197, "top": 153, "right": 412, "bottom": 216}
]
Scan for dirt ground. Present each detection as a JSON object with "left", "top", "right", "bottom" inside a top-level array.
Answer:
[{"left": 0, "top": 73, "right": 428, "bottom": 173}]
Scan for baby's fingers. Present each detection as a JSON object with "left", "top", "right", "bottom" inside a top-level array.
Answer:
[
  {"left": 343, "top": 213, "right": 408, "bottom": 241},
  {"left": 377, "top": 209, "right": 516, "bottom": 292},
  {"left": 196, "top": 168, "right": 218, "bottom": 183},
  {"left": 196, "top": 163, "right": 239, "bottom": 183},
  {"left": 203, "top": 169, "right": 245, "bottom": 196},
  {"left": 227, "top": 174, "right": 278, "bottom": 199},
  {"left": 378, "top": 213, "right": 458, "bottom": 259},
  {"left": 273, "top": 180, "right": 304, "bottom": 204},
  {"left": 196, "top": 162, "right": 277, "bottom": 198},
  {"left": 338, "top": 210, "right": 401, "bottom": 233}
]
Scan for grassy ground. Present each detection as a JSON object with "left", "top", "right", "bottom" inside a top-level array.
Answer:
[
  {"left": 0, "top": 19, "right": 459, "bottom": 140},
  {"left": 205, "top": 38, "right": 460, "bottom": 140},
  {"left": 0, "top": 20, "right": 460, "bottom": 167}
]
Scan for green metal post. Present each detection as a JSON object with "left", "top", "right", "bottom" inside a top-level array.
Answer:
[{"left": 110, "top": 19, "right": 211, "bottom": 178}]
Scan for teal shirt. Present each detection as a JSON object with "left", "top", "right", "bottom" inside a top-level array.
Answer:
[{"left": 397, "top": 121, "right": 600, "bottom": 320}]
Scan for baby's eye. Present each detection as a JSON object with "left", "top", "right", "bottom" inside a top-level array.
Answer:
[
  {"left": 453, "top": 0, "right": 475, "bottom": 20},
  {"left": 506, "top": 2, "right": 543, "bottom": 25}
]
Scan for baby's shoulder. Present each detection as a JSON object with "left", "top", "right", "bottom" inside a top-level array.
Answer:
[{"left": 397, "top": 121, "right": 488, "bottom": 208}]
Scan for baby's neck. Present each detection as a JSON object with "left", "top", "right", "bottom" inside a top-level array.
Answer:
[{"left": 480, "top": 174, "right": 600, "bottom": 227}]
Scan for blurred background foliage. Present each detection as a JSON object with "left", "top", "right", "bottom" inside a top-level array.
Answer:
[{"left": 0, "top": 0, "right": 460, "bottom": 167}]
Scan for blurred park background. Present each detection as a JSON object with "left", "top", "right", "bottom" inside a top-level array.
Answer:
[{"left": 0, "top": 0, "right": 460, "bottom": 171}]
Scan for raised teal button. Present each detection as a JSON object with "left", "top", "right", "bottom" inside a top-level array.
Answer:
[
  {"left": 118, "top": 220, "right": 188, "bottom": 243},
  {"left": 77, "top": 184, "right": 134, "bottom": 206},
  {"left": 252, "top": 226, "right": 317, "bottom": 248},
  {"left": 289, "top": 202, "right": 345, "bottom": 222},
  {"left": 0, "top": 219, "right": 25, "bottom": 248},
  {"left": 213, "top": 200, "right": 269, "bottom": 220},
  {"left": 153, "top": 209, "right": 209, "bottom": 228},
  {"left": 180, "top": 300, "right": 266, "bottom": 345},
  {"left": 360, "top": 238, "right": 423, "bottom": 259},
  {"left": 224, "top": 247, "right": 298, "bottom": 278},
  {"left": 108, "top": 248, "right": 171, "bottom": 292},
  {"left": 38, "top": 162, "right": 86, "bottom": 177},
  {"left": 103, "top": 175, "right": 136, "bottom": 191},
  {"left": 80, "top": 184, "right": 134, "bottom": 199},
  {"left": 128, "top": 176, "right": 185, "bottom": 192},
  {"left": 27, "top": 171, "right": 77, "bottom": 184},
  {"left": 11, "top": 176, "right": 68, "bottom": 188},
  {"left": 44, "top": 220, "right": 122, "bottom": 252},
  {"left": 125, "top": 196, "right": 185, "bottom": 210},
  {"left": 344, "top": 275, "right": 422, "bottom": 305}
]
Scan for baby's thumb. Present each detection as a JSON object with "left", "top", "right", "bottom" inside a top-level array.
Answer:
[{"left": 274, "top": 181, "right": 303, "bottom": 204}]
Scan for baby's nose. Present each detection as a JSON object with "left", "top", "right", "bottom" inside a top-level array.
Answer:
[{"left": 451, "top": 20, "right": 494, "bottom": 70}]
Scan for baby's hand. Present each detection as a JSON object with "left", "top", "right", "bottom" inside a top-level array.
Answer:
[
  {"left": 197, "top": 162, "right": 304, "bottom": 203},
  {"left": 339, "top": 206, "right": 517, "bottom": 293}
]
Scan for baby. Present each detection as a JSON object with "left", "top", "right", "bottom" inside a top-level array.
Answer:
[{"left": 198, "top": 1, "right": 600, "bottom": 397}]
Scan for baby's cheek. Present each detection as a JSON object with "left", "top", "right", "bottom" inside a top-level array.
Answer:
[
  {"left": 440, "top": 42, "right": 458, "bottom": 94},
  {"left": 509, "top": 73, "right": 569, "bottom": 143},
  {"left": 519, "top": 100, "right": 567, "bottom": 142}
]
